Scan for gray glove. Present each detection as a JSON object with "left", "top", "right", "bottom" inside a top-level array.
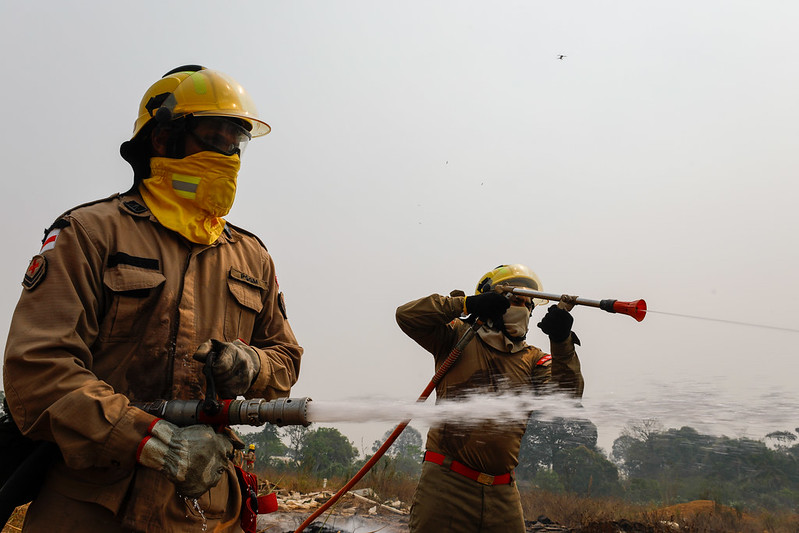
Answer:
[
  {"left": 193, "top": 339, "right": 261, "bottom": 398},
  {"left": 137, "top": 420, "right": 233, "bottom": 498}
]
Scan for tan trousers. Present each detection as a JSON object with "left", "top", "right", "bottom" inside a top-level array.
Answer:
[
  {"left": 409, "top": 460, "right": 525, "bottom": 533},
  {"left": 23, "top": 480, "right": 244, "bottom": 533}
]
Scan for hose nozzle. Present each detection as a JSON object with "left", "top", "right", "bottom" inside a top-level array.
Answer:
[
  {"left": 599, "top": 299, "right": 647, "bottom": 322},
  {"left": 132, "top": 397, "right": 312, "bottom": 427},
  {"left": 495, "top": 285, "right": 647, "bottom": 322}
]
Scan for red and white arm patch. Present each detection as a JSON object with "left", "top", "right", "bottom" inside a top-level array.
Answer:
[
  {"left": 536, "top": 353, "right": 552, "bottom": 366},
  {"left": 40, "top": 228, "right": 61, "bottom": 252}
]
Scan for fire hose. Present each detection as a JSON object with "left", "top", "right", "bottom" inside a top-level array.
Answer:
[{"left": 293, "top": 288, "right": 646, "bottom": 532}]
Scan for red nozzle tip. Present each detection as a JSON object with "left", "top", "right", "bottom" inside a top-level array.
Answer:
[{"left": 613, "top": 299, "right": 647, "bottom": 322}]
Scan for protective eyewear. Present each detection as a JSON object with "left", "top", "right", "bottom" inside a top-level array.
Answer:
[
  {"left": 508, "top": 294, "right": 535, "bottom": 314},
  {"left": 187, "top": 116, "right": 252, "bottom": 156}
]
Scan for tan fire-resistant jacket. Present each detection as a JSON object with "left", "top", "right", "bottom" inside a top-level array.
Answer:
[
  {"left": 3, "top": 191, "right": 303, "bottom": 532},
  {"left": 396, "top": 294, "right": 583, "bottom": 476}
]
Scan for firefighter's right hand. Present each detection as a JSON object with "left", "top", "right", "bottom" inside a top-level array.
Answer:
[
  {"left": 465, "top": 292, "right": 510, "bottom": 321},
  {"left": 137, "top": 420, "right": 232, "bottom": 499},
  {"left": 193, "top": 339, "right": 261, "bottom": 398}
]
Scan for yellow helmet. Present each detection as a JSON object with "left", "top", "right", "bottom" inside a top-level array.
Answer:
[
  {"left": 475, "top": 264, "right": 545, "bottom": 306},
  {"left": 249, "top": 444, "right": 256, "bottom": 450},
  {"left": 130, "top": 65, "right": 270, "bottom": 140}
]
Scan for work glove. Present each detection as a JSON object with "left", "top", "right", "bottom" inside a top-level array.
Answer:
[
  {"left": 537, "top": 305, "right": 574, "bottom": 342},
  {"left": 465, "top": 292, "right": 510, "bottom": 321},
  {"left": 137, "top": 420, "right": 233, "bottom": 498},
  {"left": 193, "top": 339, "right": 261, "bottom": 398}
]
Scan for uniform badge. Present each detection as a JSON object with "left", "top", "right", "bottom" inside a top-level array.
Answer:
[
  {"left": 229, "top": 268, "right": 267, "bottom": 290},
  {"left": 23, "top": 254, "right": 47, "bottom": 290},
  {"left": 40, "top": 228, "right": 60, "bottom": 252}
]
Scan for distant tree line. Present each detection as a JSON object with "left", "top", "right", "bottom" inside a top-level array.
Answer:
[{"left": 516, "top": 414, "right": 799, "bottom": 513}]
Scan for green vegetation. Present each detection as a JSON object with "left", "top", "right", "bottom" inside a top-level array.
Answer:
[{"left": 517, "top": 415, "right": 799, "bottom": 514}]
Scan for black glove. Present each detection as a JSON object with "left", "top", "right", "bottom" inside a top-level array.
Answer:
[
  {"left": 537, "top": 306, "right": 573, "bottom": 342},
  {"left": 465, "top": 292, "right": 510, "bottom": 321}
]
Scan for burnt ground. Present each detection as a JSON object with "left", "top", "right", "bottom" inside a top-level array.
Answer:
[
  {"left": 3, "top": 500, "right": 659, "bottom": 533},
  {"left": 261, "top": 510, "right": 658, "bottom": 533}
]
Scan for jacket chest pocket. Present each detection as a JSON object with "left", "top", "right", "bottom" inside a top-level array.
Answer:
[
  {"left": 224, "top": 277, "right": 264, "bottom": 341},
  {"left": 100, "top": 266, "right": 166, "bottom": 341}
]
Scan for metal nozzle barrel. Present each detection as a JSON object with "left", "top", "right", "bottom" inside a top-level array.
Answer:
[
  {"left": 250, "top": 397, "right": 311, "bottom": 427},
  {"left": 495, "top": 285, "right": 647, "bottom": 322},
  {"left": 132, "top": 397, "right": 312, "bottom": 427}
]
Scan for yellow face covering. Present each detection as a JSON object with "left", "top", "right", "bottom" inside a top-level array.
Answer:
[{"left": 140, "top": 152, "right": 241, "bottom": 245}]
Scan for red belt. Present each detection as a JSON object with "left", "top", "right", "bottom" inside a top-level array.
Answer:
[{"left": 423, "top": 451, "right": 513, "bottom": 486}]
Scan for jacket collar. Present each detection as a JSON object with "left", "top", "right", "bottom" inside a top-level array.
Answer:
[{"left": 117, "top": 191, "right": 240, "bottom": 245}]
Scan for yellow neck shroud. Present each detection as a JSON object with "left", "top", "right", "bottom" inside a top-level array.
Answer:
[{"left": 140, "top": 152, "right": 240, "bottom": 245}]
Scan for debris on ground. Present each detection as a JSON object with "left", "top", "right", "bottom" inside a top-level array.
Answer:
[
  {"left": 270, "top": 486, "right": 409, "bottom": 516},
  {"left": 526, "top": 515, "right": 575, "bottom": 532}
]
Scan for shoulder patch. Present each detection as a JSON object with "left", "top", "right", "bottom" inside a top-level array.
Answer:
[
  {"left": 40, "top": 228, "right": 61, "bottom": 253},
  {"left": 536, "top": 353, "right": 553, "bottom": 366},
  {"left": 23, "top": 255, "right": 47, "bottom": 290},
  {"left": 229, "top": 268, "right": 267, "bottom": 290}
]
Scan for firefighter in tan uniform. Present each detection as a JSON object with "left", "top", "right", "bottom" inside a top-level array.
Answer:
[
  {"left": 396, "top": 265, "right": 584, "bottom": 533},
  {"left": 2, "top": 66, "right": 303, "bottom": 532},
  {"left": 245, "top": 444, "right": 257, "bottom": 473}
]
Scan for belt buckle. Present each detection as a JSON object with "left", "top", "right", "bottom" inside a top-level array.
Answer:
[{"left": 476, "top": 472, "right": 494, "bottom": 485}]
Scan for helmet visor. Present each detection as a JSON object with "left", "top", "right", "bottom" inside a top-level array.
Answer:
[
  {"left": 501, "top": 276, "right": 540, "bottom": 291},
  {"left": 500, "top": 276, "right": 546, "bottom": 307},
  {"left": 187, "top": 116, "right": 252, "bottom": 156}
]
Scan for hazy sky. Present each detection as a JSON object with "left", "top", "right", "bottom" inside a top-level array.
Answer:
[{"left": 1, "top": 2, "right": 797, "bottom": 454}]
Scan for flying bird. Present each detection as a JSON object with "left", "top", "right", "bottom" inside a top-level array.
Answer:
[{"left": 557, "top": 55, "right": 567, "bottom": 60}]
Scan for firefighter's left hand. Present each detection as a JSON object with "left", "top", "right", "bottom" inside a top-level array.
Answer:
[
  {"left": 193, "top": 339, "right": 261, "bottom": 398},
  {"left": 537, "top": 306, "right": 574, "bottom": 342}
]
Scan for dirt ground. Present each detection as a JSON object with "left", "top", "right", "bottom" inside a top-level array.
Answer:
[
  {"left": 259, "top": 510, "right": 658, "bottom": 533},
  {"left": 2, "top": 503, "right": 650, "bottom": 533},
  {"left": 0, "top": 499, "right": 681, "bottom": 533}
]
